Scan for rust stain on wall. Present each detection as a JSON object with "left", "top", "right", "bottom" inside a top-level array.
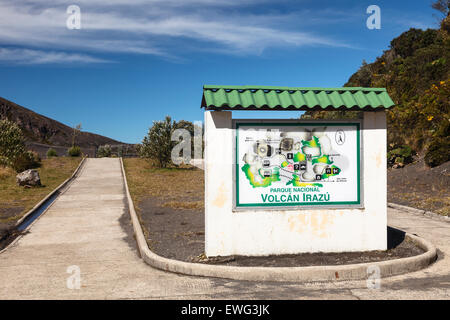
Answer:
[
  {"left": 313, "top": 213, "right": 335, "bottom": 238},
  {"left": 288, "top": 214, "right": 307, "bottom": 234},
  {"left": 288, "top": 213, "right": 335, "bottom": 238},
  {"left": 212, "top": 182, "right": 227, "bottom": 208},
  {"left": 375, "top": 152, "right": 382, "bottom": 168}
]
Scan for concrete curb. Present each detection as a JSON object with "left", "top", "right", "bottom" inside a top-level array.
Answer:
[
  {"left": 0, "top": 157, "right": 87, "bottom": 254},
  {"left": 121, "top": 158, "right": 437, "bottom": 282},
  {"left": 388, "top": 202, "right": 449, "bottom": 223}
]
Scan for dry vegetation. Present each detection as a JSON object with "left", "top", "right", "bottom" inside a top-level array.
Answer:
[
  {"left": 387, "top": 160, "right": 450, "bottom": 216},
  {"left": 123, "top": 158, "right": 204, "bottom": 210},
  {"left": 0, "top": 157, "right": 82, "bottom": 224},
  {"left": 390, "top": 192, "right": 449, "bottom": 216}
]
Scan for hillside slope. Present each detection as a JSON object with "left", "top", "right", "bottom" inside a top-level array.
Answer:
[
  {"left": 303, "top": 13, "right": 449, "bottom": 165},
  {"left": 0, "top": 96, "right": 123, "bottom": 148},
  {"left": 301, "top": 12, "right": 449, "bottom": 215}
]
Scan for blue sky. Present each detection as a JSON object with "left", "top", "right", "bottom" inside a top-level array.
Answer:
[{"left": 0, "top": 0, "right": 439, "bottom": 143}]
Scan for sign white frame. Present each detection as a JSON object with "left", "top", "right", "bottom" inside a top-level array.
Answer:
[{"left": 232, "top": 119, "right": 364, "bottom": 211}]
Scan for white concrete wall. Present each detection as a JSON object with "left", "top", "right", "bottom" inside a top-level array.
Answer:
[{"left": 204, "top": 110, "right": 387, "bottom": 257}]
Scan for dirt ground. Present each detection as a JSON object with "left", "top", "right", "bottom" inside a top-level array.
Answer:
[
  {"left": 0, "top": 207, "right": 23, "bottom": 250},
  {"left": 140, "top": 197, "right": 204, "bottom": 261},
  {"left": 388, "top": 159, "right": 449, "bottom": 216},
  {"left": 125, "top": 158, "right": 434, "bottom": 267}
]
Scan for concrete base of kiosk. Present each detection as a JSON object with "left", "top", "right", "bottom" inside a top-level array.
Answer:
[{"left": 204, "top": 110, "right": 387, "bottom": 257}]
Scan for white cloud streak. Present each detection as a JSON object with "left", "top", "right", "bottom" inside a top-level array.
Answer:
[
  {"left": 0, "top": 47, "right": 111, "bottom": 64},
  {"left": 0, "top": 0, "right": 353, "bottom": 64}
]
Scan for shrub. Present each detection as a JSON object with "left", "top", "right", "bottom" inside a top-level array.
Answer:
[
  {"left": 0, "top": 156, "right": 8, "bottom": 167},
  {"left": 139, "top": 116, "right": 176, "bottom": 168},
  {"left": 46, "top": 148, "right": 58, "bottom": 158},
  {"left": 68, "top": 146, "right": 82, "bottom": 157},
  {"left": 97, "top": 144, "right": 112, "bottom": 158},
  {"left": 0, "top": 166, "right": 13, "bottom": 180},
  {"left": 387, "top": 145, "right": 414, "bottom": 167},
  {"left": 139, "top": 116, "right": 197, "bottom": 168},
  {"left": 0, "top": 119, "right": 25, "bottom": 167},
  {"left": 424, "top": 137, "right": 450, "bottom": 167},
  {"left": 12, "top": 151, "right": 41, "bottom": 173}
]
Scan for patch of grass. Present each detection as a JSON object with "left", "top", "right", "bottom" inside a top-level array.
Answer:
[
  {"left": 0, "top": 157, "right": 82, "bottom": 223},
  {"left": 162, "top": 200, "right": 203, "bottom": 210},
  {"left": 393, "top": 192, "right": 450, "bottom": 216},
  {"left": 423, "top": 197, "right": 450, "bottom": 216},
  {"left": 174, "top": 231, "right": 205, "bottom": 239},
  {"left": 436, "top": 207, "right": 450, "bottom": 216},
  {"left": 0, "top": 166, "right": 14, "bottom": 180},
  {"left": 123, "top": 158, "right": 204, "bottom": 209}
]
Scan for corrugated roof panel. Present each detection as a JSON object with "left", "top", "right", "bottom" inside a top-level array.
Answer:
[
  {"left": 316, "top": 91, "right": 331, "bottom": 108},
  {"left": 352, "top": 91, "right": 366, "bottom": 107},
  {"left": 303, "top": 90, "right": 319, "bottom": 107},
  {"left": 266, "top": 90, "right": 280, "bottom": 108},
  {"left": 328, "top": 91, "right": 344, "bottom": 107},
  {"left": 279, "top": 90, "right": 294, "bottom": 108},
  {"left": 291, "top": 91, "right": 307, "bottom": 107},
  {"left": 366, "top": 91, "right": 382, "bottom": 107},
  {"left": 253, "top": 90, "right": 266, "bottom": 107},
  {"left": 201, "top": 85, "right": 395, "bottom": 110},
  {"left": 341, "top": 91, "right": 356, "bottom": 106},
  {"left": 241, "top": 90, "right": 254, "bottom": 108},
  {"left": 227, "top": 89, "right": 240, "bottom": 107}
]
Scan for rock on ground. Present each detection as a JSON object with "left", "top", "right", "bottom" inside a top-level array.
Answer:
[{"left": 16, "top": 169, "right": 41, "bottom": 187}]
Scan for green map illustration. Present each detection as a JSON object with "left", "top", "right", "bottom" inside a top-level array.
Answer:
[{"left": 241, "top": 131, "right": 341, "bottom": 188}]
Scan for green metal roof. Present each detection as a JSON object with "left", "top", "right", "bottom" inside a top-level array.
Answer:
[{"left": 201, "top": 85, "right": 395, "bottom": 111}]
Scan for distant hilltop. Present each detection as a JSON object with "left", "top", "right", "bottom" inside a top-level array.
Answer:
[{"left": 0, "top": 96, "right": 125, "bottom": 149}]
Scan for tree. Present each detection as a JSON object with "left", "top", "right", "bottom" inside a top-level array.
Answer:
[
  {"left": 139, "top": 117, "right": 198, "bottom": 167},
  {"left": 432, "top": 0, "right": 449, "bottom": 17},
  {"left": 0, "top": 119, "right": 26, "bottom": 167},
  {"left": 353, "top": 60, "right": 372, "bottom": 87},
  {"left": 72, "top": 123, "right": 82, "bottom": 147},
  {"left": 139, "top": 116, "right": 177, "bottom": 168}
]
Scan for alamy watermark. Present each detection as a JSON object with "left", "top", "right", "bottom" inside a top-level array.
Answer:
[
  {"left": 64, "top": 5, "right": 379, "bottom": 34},
  {"left": 170, "top": 121, "right": 203, "bottom": 168},
  {"left": 171, "top": 121, "right": 203, "bottom": 166},
  {"left": 366, "top": 265, "right": 381, "bottom": 289},
  {"left": 66, "top": 5, "right": 81, "bottom": 30},
  {"left": 66, "top": 265, "right": 81, "bottom": 289},
  {"left": 366, "top": 5, "right": 381, "bottom": 30}
]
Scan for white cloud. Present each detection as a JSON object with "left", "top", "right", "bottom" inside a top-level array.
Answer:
[
  {"left": 0, "top": 0, "right": 353, "bottom": 64},
  {"left": 396, "top": 19, "right": 436, "bottom": 30},
  {"left": 0, "top": 47, "right": 111, "bottom": 64}
]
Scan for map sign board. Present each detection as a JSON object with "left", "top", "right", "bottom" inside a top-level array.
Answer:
[{"left": 234, "top": 121, "right": 362, "bottom": 209}]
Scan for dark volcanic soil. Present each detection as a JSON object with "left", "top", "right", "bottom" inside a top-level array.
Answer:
[
  {"left": 0, "top": 207, "right": 23, "bottom": 235},
  {"left": 0, "top": 207, "right": 24, "bottom": 251},
  {"left": 139, "top": 197, "right": 204, "bottom": 262},
  {"left": 139, "top": 198, "right": 424, "bottom": 267},
  {"left": 388, "top": 159, "right": 449, "bottom": 215}
]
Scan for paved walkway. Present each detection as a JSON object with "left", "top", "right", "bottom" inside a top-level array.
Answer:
[{"left": 0, "top": 158, "right": 449, "bottom": 299}]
